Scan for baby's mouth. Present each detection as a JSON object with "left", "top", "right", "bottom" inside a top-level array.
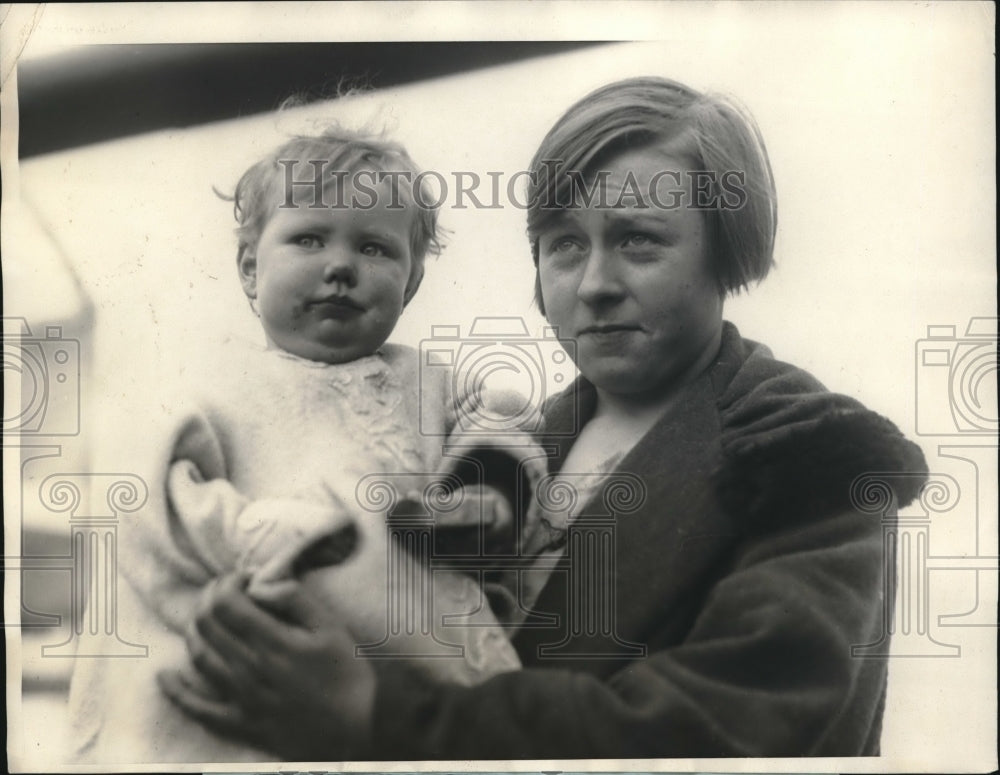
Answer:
[{"left": 309, "top": 296, "right": 365, "bottom": 317}]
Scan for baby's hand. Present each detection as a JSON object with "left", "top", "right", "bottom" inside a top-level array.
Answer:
[
  {"left": 436, "top": 483, "right": 513, "bottom": 530},
  {"left": 433, "top": 479, "right": 563, "bottom": 559},
  {"left": 432, "top": 484, "right": 515, "bottom": 556}
]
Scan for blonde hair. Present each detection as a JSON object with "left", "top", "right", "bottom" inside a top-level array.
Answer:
[{"left": 228, "top": 125, "right": 443, "bottom": 271}]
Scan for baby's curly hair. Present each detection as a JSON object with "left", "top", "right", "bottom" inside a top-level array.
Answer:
[{"left": 228, "top": 125, "right": 444, "bottom": 267}]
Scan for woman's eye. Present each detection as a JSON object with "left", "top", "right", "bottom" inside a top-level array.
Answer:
[
  {"left": 360, "top": 242, "right": 390, "bottom": 258},
  {"left": 294, "top": 235, "right": 323, "bottom": 249},
  {"left": 547, "top": 237, "right": 583, "bottom": 254},
  {"left": 622, "top": 233, "right": 654, "bottom": 249}
]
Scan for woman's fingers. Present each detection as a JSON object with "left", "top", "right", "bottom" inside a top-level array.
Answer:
[
  {"left": 185, "top": 616, "right": 259, "bottom": 699},
  {"left": 180, "top": 572, "right": 379, "bottom": 759},
  {"left": 191, "top": 574, "right": 341, "bottom": 689},
  {"left": 189, "top": 573, "right": 311, "bottom": 705},
  {"left": 251, "top": 578, "right": 330, "bottom": 632},
  {"left": 157, "top": 669, "right": 261, "bottom": 741},
  {"left": 175, "top": 573, "right": 380, "bottom": 758},
  {"left": 198, "top": 572, "right": 300, "bottom": 652}
]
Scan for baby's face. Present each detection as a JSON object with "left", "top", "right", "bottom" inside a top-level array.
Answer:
[{"left": 240, "top": 180, "right": 417, "bottom": 364}]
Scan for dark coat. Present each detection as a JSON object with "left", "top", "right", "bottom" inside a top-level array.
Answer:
[{"left": 371, "top": 322, "right": 927, "bottom": 759}]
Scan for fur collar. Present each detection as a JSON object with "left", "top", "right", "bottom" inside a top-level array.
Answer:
[
  {"left": 712, "top": 325, "right": 928, "bottom": 533},
  {"left": 540, "top": 323, "right": 928, "bottom": 535}
]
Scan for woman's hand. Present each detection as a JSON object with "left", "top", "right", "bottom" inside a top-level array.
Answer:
[{"left": 157, "top": 573, "right": 376, "bottom": 761}]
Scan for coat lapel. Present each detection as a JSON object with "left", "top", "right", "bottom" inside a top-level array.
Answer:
[{"left": 515, "top": 365, "right": 742, "bottom": 673}]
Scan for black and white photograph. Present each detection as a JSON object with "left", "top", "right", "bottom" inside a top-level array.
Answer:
[{"left": 2, "top": 2, "right": 996, "bottom": 772}]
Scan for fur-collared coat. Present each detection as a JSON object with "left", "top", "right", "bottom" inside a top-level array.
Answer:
[{"left": 371, "top": 322, "right": 928, "bottom": 759}]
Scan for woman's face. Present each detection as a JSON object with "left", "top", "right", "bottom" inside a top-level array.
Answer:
[{"left": 537, "top": 144, "right": 725, "bottom": 401}]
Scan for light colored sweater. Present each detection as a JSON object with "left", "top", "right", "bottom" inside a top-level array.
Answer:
[{"left": 67, "top": 342, "right": 519, "bottom": 764}]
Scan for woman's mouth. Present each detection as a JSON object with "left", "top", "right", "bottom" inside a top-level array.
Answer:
[{"left": 578, "top": 324, "right": 641, "bottom": 336}]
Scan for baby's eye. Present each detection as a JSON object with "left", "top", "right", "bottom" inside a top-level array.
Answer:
[
  {"left": 360, "top": 242, "right": 391, "bottom": 258},
  {"left": 293, "top": 234, "right": 324, "bottom": 249}
]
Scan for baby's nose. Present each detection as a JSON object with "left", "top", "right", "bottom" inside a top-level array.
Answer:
[{"left": 322, "top": 250, "right": 358, "bottom": 284}]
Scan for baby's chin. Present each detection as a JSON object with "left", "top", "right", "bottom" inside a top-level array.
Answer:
[{"left": 266, "top": 331, "right": 386, "bottom": 365}]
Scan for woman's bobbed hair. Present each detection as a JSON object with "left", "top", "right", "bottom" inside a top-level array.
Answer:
[{"left": 527, "top": 76, "right": 777, "bottom": 309}]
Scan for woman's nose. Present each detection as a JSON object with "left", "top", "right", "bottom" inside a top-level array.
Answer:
[
  {"left": 322, "top": 248, "right": 358, "bottom": 286},
  {"left": 576, "top": 248, "right": 625, "bottom": 305}
]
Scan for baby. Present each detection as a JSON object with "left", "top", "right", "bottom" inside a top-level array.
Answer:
[{"left": 66, "top": 127, "right": 545, "bottom": 764}]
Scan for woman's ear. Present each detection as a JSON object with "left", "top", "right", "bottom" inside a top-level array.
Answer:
[
  {"left": 237, "top": 244, "right": 258, "bottom": 300},
  {"left": 402, "top": 262, "right": 425, "bottom": 307}
]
